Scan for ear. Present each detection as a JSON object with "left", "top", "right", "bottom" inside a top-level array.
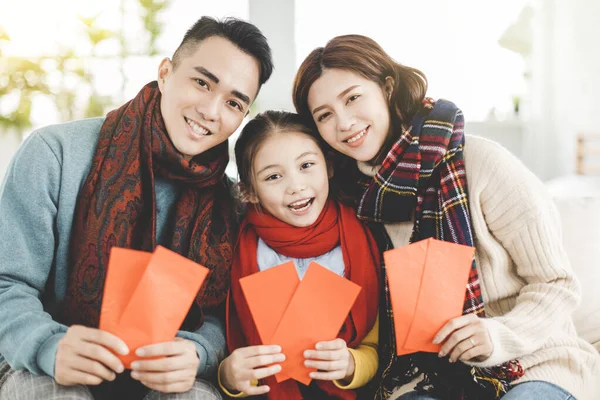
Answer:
[
  {"left": 384, "top": 76, "right": 395, "bottom": 100},
  {"left": 157, "top": 57, "right": 173, "bottom": 92}
]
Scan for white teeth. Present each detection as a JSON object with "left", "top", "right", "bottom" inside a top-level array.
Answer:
[
  {"left": 347, "top": 128, "right": 366, "bottom": 143},
  {"left": 288, "top": 198, "right": 313, "bottom": 212},
  {"left": 186, "top": 118, "right": 210, "bottom": 135},
  {"left": 290, "top": 199, "right": 310, "bottom": 207}
]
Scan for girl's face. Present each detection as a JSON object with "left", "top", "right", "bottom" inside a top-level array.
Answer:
[
  {"left": 307, "top": 68, "right": 391, "bottom": 162},
  {"left": 250, "top": 131, "right": 329, "bottom": 227}
]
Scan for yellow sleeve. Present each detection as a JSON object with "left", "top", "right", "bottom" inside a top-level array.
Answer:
[
  {"left": 334, "top": 314, "right": 379, "bottom": 390},
  {"left": 217, "top": 360, "right": 259, "bottom": 398}
]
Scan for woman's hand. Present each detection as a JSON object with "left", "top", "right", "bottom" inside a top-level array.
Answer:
[
  {"left": 304, "top": 338, "right": 354, "bottom": 381},
  {"left": 220, "top": 345, "right": 285, "bottom": 396},
  {"left": 434, "top": 314, "right": 493, "bottom": 363}
]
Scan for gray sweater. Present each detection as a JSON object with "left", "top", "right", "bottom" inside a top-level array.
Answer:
[{"left": 0, "top": 118, "right": 226, "bottom": 379}]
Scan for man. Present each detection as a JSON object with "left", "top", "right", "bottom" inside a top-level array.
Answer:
[{"left": 0, "top": 16, "right": 272, "bottom": 399}]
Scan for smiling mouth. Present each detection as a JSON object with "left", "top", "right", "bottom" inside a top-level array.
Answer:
[
  {"left": 343, "top": 126, "right": 368, "bottom": 143},
  {"left": 185, "top": 117, "right": 212, "bottom": 136},
  {"left": 288, "top": 198, "right": 314, "bottom": 212}
]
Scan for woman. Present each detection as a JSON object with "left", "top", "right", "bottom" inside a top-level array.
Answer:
[{"left": 292, "top": 34, "right": 600, "bottom": 399}]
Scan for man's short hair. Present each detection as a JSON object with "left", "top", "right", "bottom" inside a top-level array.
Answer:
[{"left": 172, "top": 16, "right": 273, "bottom": 87}]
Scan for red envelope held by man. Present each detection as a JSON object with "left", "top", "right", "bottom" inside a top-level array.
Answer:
[{"left": 99, "top": 246, "right": 209, "bottom": 368}]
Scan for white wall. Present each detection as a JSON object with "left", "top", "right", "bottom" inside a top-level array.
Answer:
[{"left": 529, "top": 0, "right": 600, "bottom": 180}]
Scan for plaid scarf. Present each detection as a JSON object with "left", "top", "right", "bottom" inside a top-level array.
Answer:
[
  {"left": 61, "top": 81, "right": 235, "bottom": 331},
  {"left": 357, "top": 99, "right": 524, "bottom": 399}
]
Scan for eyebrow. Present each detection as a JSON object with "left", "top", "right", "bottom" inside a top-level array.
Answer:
[
  {"left": 255, "top": 151, "right": 319, "bottom": 175},
  {"left": 296, "top": 151, "right": 318, "bottom": 160},
  {"left": 311, "top": 84, "right": 360, "bottom": 115},
  {"left": 256, "top": 163, "right": 279, "bottom": 176},
  {"left": 194, "top": 66, "right": 251, "bottom": 106}
]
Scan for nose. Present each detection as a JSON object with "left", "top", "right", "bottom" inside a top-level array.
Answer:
[
  {"left": 286, "top": 174, "right": 307, "bottom": 195},
  {"left": 336, "top": 108, "right": 356, "bottom": 132},
  {"left": 197, "top": 95, "right": 221, "bottom": 123}
]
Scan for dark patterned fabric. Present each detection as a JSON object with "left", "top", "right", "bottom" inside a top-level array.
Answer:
[
  {"left": 61, "top": 81, "right": 235, "bottom": 330},
  {"left": 355, "top": 99, "right": 524, "bottom": 399}
]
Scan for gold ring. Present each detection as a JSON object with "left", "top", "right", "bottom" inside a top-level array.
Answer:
[{"left": 469, "top": 337, "right": 477, "bottom": 347}]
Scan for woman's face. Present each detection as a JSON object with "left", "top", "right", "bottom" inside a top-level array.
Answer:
[{"left": 307, "top": 68, "right": 391, "bottom": 162}]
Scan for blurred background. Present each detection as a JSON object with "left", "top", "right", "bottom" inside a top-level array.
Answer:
[{"left": 1, "top": 0, "right": 599, "bottom": 183}]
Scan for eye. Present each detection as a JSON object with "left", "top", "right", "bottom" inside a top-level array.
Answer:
[
  {"left": 300, "top": 162, "right": 314, "bottom": 170},
  {"left": 346, "top": 94, "right": 360, "bottom": 104},
  {"left": 194, "top": 78, "right": 209, "bottom": 89},
  {"left": 265, "top": 173, "right": 281, "bottom": 181},
  {"left": 317, "top": 112, "right": 331, "bottom": 122},
  {"left": 226, "top": 100, "right": 243, "bottom": 112}
]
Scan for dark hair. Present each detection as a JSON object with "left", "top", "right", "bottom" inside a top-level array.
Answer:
[
  {"left": 173, "top": 16, "right": 273, "bottom": 87},
  {"left": 293, "top": 34, "right": 427, "bottom": 162},
  {"left": 234, "top": 110, "right": 323, "bottom": 198},
  {"left": 291, "top": 34, "right": 428, "bottom": 205}
]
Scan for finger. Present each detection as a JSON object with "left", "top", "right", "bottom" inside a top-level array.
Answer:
[
  {"left": 433, "top": 314, "right": 478, "bottom": 344},
  {"left": 235, "top": 345, "right": 282, "bottom": 358},
  {"left": 70, "top": 356, "right": 117, "bottom": 382},
  {"left": 74, "top": 326, "right": 129, "bottom": 355},
  {"left": 60, "top": 369, "right": 104, "bottom": 386},
  {"left": 245, "top": 353, "right": 286, "bottom": 369},
  {"left": 304, "top": 359, "right": 345, "bottom": 371},
  {"left": 458, "top": 344, "right": 490, "bottom": 362},
  {"left": 131, "top": 369, "right": 192, "bottom": 385},
  {"left": 137, "top": 340, "right": 190, "bottom": 358},
  {"left": 315, "top": 339, "right": 346, "bottom": 351},
  {"left": 141, "top": 380, "right": 190, "bottom": 394},
  {"left": 308, "top": 370, "right": 346, "bottom": 381},
  {"left": 131, "top": 355, "right": 195, "bottom": 373},
  {"left": 438, "top": 325, "right": 477, "bottom": 357},
  {"left": 448, "top": 337, "right": 479, "bottom": 363},
  {"left": 241, "top": 383, "right": 271, "bottom": 396},
  {"left": 75, "top": 343, "right": 125, "bottom": 374},
  {"left": 304, "top": 349, "right": 344, "bottom": 361},
  {"left": 252, "top": 364, "right": 283, "bottom": 380}
]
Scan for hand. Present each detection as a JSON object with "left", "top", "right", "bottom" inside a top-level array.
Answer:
[
  {"left": 130, "top": 338, "right": 199, "bottom": 393},
  {"left": 220, "top": 345, "right": 285, "bottom": 396},
  {"left": 434, "top": 314, "right": 494, "bottom": 363},
  {"left": 55, "top": 325, "right": 128, "bottom": 386},
  {"left": 221, "top": 345, "right": 285, "bottom": 396},
  {"left": 304, "top": 338, "right": 354, "bottom": 381}
]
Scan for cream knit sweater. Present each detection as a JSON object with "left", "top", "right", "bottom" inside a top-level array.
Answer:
[{"left": 358, "top": 136, "right": 600, "bottom": 400}]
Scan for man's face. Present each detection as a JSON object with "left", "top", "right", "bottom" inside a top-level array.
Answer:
[{"left": 158, "top": 36, "right": 261, "bottom": 160}]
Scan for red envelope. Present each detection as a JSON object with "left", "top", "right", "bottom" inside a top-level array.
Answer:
[
  {"left": 100, "top": 246, "right": 209, "bottom": 368},
  {"left": 384, "top": 239, "right": 475, "bottom": 355},
  {"left": 239, "top": 261, "right": 300, "bottom": 344},
  {"left": 239, "top": 262, "right": 299, "bottom": 381},
  {"left": 100, "top": 248, "right": 152, "bottom": 336},
  {"left": 384, "top": 240, "right": 427, "bottom": 356},
  {"left": 270, "top": 262, "right": 361, "bottom": 385},
  {"left": 403, "top": 239, "right": 475, "bottom": 352}
]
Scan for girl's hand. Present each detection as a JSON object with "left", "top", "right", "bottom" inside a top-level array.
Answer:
[
  {"left": 304, "top": 338, "right": 354, "bottom": 381},
  {"left": 434, "top": 314, "right": 494, "bottom": 363},
  {"left": 220, "top": 345, "right": 285, "bottom": 396}
]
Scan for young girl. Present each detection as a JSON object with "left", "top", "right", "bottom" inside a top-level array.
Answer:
[
  {"left": 219, "top": 111, "right": 380, "bottom": 399},
  {"left": 292, "top": 35, "right": 600, "bottom": 399}
]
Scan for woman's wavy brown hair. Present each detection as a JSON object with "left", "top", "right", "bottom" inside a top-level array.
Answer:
[{"left": 292, "top": 34, "right": 428, "bottom": 203}]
